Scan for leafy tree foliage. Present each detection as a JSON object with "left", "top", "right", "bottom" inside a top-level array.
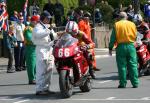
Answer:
[{"left": 7, "top": 0, "right": 78, "bottom": 17}]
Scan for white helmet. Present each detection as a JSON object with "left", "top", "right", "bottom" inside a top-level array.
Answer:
[
  {"left": 65, "top": 21, "right": 79, "bottom": 35},
  {"left": 133, "top": 14, "right": 143, "bottom": 22}
]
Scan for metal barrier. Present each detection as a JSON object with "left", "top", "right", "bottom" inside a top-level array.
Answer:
[
  {"left": 95, "top": 26, "right": 111, "bottom": 48},
  {"left": 53, "top": 26, "right": 65, "bottom": 32}
]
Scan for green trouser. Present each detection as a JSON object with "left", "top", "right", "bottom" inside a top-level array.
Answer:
[
  {"left": 25, "top": 45, "right": 36, "bottom": 82},
  {"left": 116, "top": 43, "right": 139, "bottom": 87}
]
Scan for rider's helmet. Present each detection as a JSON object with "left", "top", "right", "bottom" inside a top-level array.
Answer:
[
  {"left": 133, "top": 14, "right": 143, "bottom": 26},
  {"left": 65, "top": 21, "right": 79, "bottom": 36}
]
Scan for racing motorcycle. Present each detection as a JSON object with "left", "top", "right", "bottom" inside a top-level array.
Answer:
[
  {"left": 135, "top": 32, "right": 150, "bottom": 76},
  {"left": 53, "top": 33, "right": 92, "bottom": 98}
]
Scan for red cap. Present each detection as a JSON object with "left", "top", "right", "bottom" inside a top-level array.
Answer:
[{"left": 31, "top": 15, "right": 40, "bottom": 22}]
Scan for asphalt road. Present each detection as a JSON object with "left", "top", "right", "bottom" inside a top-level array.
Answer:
[{"left": 0, "top": 50, "right": 150, "bottom": 103}]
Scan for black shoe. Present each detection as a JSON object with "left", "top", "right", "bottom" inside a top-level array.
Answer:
[
  {"left": 89, "top": 69, "right": 96, "bottom": 79},
  {"left": 29, "top": 80, "right": 36, "bottom": 85},
  {"left": 16, "top": 67, "right": 22, "bottom": 71},
  {"left": 36, "top": 90, "right": 55, "bottom": 95},
  {"left": 21, "top": 66, "right": 26, "bottom": 70},
  {"left": 132, "top": 85, "right": 138, "bottom": 88},
  {"left": 7, "top": 69, "right": 15, "bottom": 73},
  {"left": 36, "top": 91, "right": 49, "bottom": 95},
  {"left": 94, "top": 68, "right": 101, "bottom": 71},
  {"left": 118, "top": 85, "right": 126, "bottom": 88}
]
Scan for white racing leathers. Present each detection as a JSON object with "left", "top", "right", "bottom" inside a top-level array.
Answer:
[{"left": 32, "top": 22, "right": 57, "bottom": 92}]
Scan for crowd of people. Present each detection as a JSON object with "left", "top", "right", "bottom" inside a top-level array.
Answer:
[
  {"left": 0, "top": 0, "right": 150, "bottom": 95},
  {"left": 0, "top": 0, "right": 102, "bottom": 95}
]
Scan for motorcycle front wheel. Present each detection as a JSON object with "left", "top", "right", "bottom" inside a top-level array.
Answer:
[
  {"left": 79, "top": 77, "right": 92, "bottom": 92},
  {"left": 59, "top": 70, "right": 73, "bottom": 98}
]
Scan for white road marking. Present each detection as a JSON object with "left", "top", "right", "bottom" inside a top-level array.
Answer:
[
  {"left": 0, "top": 97, "right": 24, "bottom": 101},
  {"left": 141, "top": 97, "right": 150, "bottom": 100},
  {"left": 95, "top": 54, "right": 115, "bottom": 58},
  {"left": 97, "top": 80, "right": 113, "bottom": 84},
  {"left": 13, "top": 99, "right": 30, "bottom": 103},
  {"left": 94, "top": 48, "right": 109, "bottom": 51},
  {"left": 0, "top": 98, "right": 16, "bottom": 100},
  {"left": 106, "top": 97, "right": 116, "bottom": 100},
  {"left": 65, "top": 97, "right": 150, "bottom": 101}
]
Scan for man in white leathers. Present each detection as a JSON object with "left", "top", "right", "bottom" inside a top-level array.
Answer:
[{"left": 32, "top": 11, "right": 57, "bottom": 95}]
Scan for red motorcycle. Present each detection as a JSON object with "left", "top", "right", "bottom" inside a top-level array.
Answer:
[
  {"left": 135, "top": 33, "right": 150, "bottom": 76},
  {"left": 53, "top": 33, "right": 92, "bottom": 98}
]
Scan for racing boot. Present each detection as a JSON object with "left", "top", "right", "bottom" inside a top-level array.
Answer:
[{"left": 89, "top": 65, "right": 96, "bottom": 79}]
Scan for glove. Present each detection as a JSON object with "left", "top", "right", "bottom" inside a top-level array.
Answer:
[
  {"left": 80, "top": 45, "right": 88, "bottom": 51},
  {"left": 80, "top": 45, "right": 87, "bottom": 51}
]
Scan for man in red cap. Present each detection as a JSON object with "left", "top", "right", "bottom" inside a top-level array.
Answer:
[{"left": 24, "top": 15, "right": 39, "bottom": 84}]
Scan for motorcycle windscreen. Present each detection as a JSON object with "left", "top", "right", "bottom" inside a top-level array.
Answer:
[
  {"left": 54, "top": 33, "right": 79, "bottom": 58},
  {"left": 55, "top": 33, "right": 78, "bottom": 48}
]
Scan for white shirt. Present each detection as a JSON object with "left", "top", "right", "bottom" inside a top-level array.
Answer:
[
  {"left": 32, "top": 22, "right": 58, "bottom": 47},
  {"left": 14, "top": 22, "right": 25, "bottom": 41}
]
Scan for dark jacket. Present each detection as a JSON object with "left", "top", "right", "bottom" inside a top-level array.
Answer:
[
  {"left": 3, "top": 31, "right": 17, "bottom": 49},
  {"left": 43, "top": 3, "right": 54, "bottom": 16},
  {"left": 54, "top": 3, "right": 64, "bottom": 16}
]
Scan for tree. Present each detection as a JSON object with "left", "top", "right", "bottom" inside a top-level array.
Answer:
[{"left": 7, "top": 0, "right": 79, "bottom": 17}]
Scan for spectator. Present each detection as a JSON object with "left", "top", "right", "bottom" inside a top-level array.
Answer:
[
  {"left": 5, "top": 23, "right": 17, "bottom": 73},
  {"left": 109, "top": 12, "right": 139, "bottom": 88},
  {"left": 73, "top": 9, "right": 83, "bottom": 22},
  {"left": 10, "top": 11, "right": 18, "bottom": 23},
  {"left": 113, "top": 4, "right": 124, "bottom": 19},
  {"left": 24, "top": 15, "right": 39, "bottom": 84},
  {"left": 25, "top": 16, "right": 31, "bottom": 26},
  {"left": 67, "top": 7, "right": 74, "bottom": 17},
  {"left": 14, "top": 16, "right": 25, "bottom": 71},
  {"left": 32, "top": 11, "right": 58, "bottom": 95},
  {"left": 65, "top": 7, "right": 75, "bottom": 23},
  {"left": 43, "top": 0, "right": 54, "bottom": 24},
  {"left": 144, "top": 0, "right": 150, "bottom": 23},
  {"left": 54, "top": 0, "right": 64, "bottom": 27},
  {"left": 95, "top": 8, "right": 102, "bottom": 23},
  {"left": 0, "top": 1, "right": 16, "bottom": 73},
  {"left": 125, "top": 4, "right": 134, "bottom": 21},
  {"left": 19, "top": 12, "right": 23, "bottom": 17},
  {"left": 29, "top": 0, "right": 40, "bottom": 16}
]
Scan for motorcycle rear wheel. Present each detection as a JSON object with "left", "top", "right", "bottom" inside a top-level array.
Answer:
[
  {"left": 79, "top": 78, "right": 92, "bottom": 92},
  {"left": 59, "top": 70, "right": 73, "bottom": 98}
]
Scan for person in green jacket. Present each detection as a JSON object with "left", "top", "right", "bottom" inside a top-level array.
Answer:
[
  {"left": 24, "top": 15, "right": 39, "bottom": 84},
  {"left": 109, "top": 12, "right": 139, "bottom": 88}
]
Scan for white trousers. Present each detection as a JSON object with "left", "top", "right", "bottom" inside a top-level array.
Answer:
[{"left": 35, "top": 46, "right": 54, "bottom": 92}]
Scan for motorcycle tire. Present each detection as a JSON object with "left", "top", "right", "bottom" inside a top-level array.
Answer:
[
  {"left": 59, "top": 70, "right": 73, "bottom": 98},
  {"left": 79, "top": 78, "right": 92, "bottom": 92}
]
